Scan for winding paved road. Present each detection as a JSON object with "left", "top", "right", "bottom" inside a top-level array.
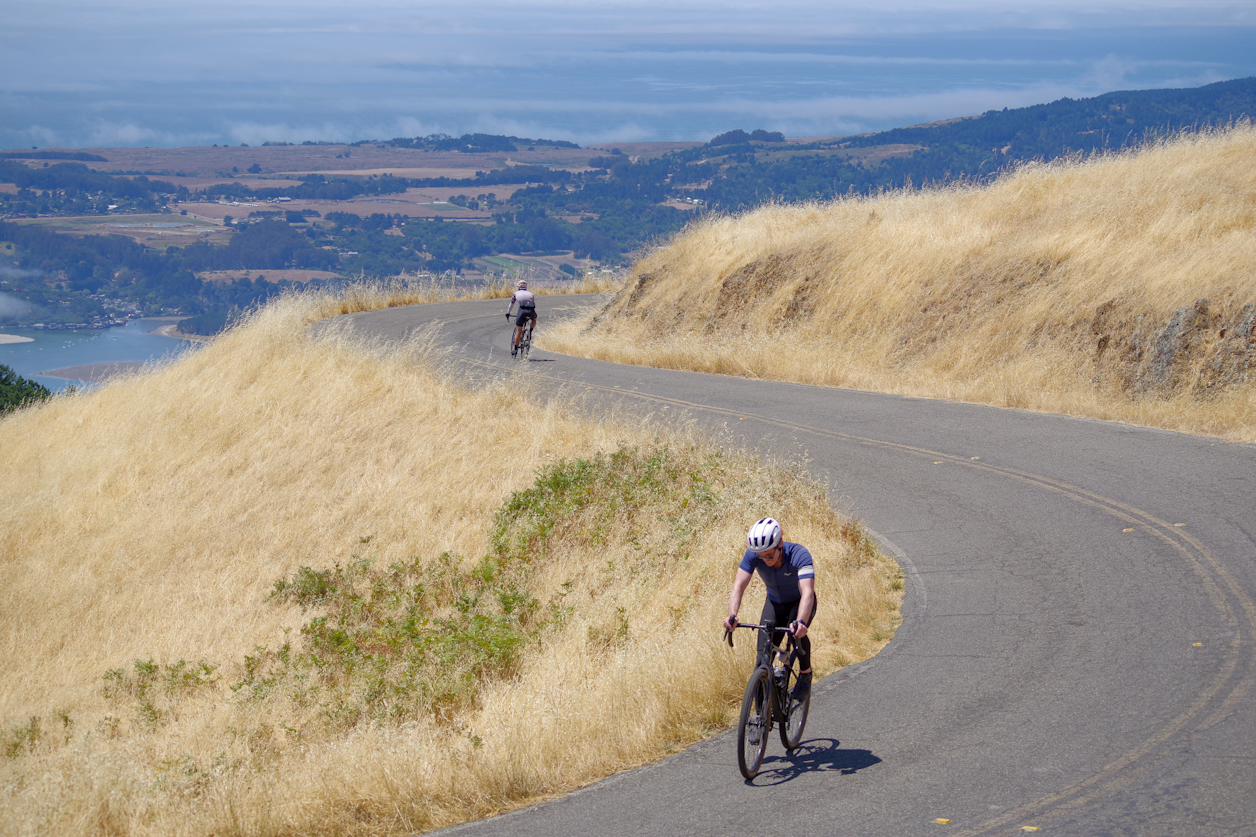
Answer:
[{"left": 326, "top": 296, "right": 1256, "bottom": 836}]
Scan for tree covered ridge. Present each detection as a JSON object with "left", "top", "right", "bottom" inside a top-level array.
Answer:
[
  {"left": 680, "top": 77, "right": 1256, "bottom": 209},
  {"left": 0, "top": 219, "right": 300, "bottom": 331},
  {"left": 848, "top": 77, "right": 1256, "bottom": 154},
  {"left": 1, "top": 363, "right": 51, "bottom": 413},
  {"left": 376, "top": 132, "right": 580, "bottom": 152}
]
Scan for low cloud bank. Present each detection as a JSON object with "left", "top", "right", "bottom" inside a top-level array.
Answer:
[{"left": 0, "top": 291, "right": 34, "bottom": 320}]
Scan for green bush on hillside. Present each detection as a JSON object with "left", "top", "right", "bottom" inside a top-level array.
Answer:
[
  {"left": 79, "top": 445, "right": 732, "bottom": 742},
  {"left": 247, "top": 445, "right": 723, "bottom": 730}
]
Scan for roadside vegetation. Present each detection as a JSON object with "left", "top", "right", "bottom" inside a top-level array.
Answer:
[
  {"left": 0, "top": 288, "right": 901, "bottom": 836},
  {"left": 544, "top": 123, "right": 1256, "bottom": 443}
]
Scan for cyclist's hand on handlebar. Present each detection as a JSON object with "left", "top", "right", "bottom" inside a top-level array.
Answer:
[
  {"left": 724, "top": 614, "right": 738, "bottom": 632},
  {"left": 789, "top": 620, "right": 808, "bottom": 639}
]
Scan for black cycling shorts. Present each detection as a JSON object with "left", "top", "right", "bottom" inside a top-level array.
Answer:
[
  {"left": 758, "top": 596, "right": 816, "bottom": 672},
  {"left": 515, "top": 308, "right": 537, "bottom": 327}
]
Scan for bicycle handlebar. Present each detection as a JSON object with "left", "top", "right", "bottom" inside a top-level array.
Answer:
[{"left": 724, "top": 621, "right": 799, "bottom": 649}]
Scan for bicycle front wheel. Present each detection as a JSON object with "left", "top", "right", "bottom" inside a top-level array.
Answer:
[
  {"left": 737, "top": 666, "right": 771, "bottom": 779},
  {"left": 780, "top": 668, "right": 811, "bottom": 750}
]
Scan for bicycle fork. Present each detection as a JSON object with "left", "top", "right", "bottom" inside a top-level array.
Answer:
[{"left": 771, "top": 648, "right": 790, "bottom": 722}]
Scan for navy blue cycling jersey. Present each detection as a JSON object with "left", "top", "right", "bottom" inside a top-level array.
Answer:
[{"left": 739, "top": 542, "right": 815, "bottom": 603}]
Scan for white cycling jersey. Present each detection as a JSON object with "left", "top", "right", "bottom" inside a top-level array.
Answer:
[{"left": 507, "top": 290, "right": 536, "bottom": 314}]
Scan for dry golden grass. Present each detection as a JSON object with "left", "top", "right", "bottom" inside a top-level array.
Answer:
[
  {"left": 0, "top": 288, "right": 899, "bottom": 837},
  {"left": 543, "top": 124, "right": 1256, "bottom": 442},
  {"left": 318, "top": 270, "right": 623, "bottom": 314}
]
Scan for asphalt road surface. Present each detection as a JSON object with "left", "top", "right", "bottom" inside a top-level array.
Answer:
[{"left": 322, "top": 296, "right": 1256, "bottom": 837}]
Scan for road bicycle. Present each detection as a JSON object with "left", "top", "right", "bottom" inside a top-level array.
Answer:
[
  {"left": 508, "top": 318, "right": 534, "bottom": 359},
  {"left": 726, "top": 620, "right": 811, "bottom": 779}
]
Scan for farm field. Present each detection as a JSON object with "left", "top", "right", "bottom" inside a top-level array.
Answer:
[
  {"left": 752, "top": 144, "right": 923, "bottom": 165},
  {"left": 474, "top": 252, "right": 600, "bottom": 281},
  {"left": 197, "top": 269, "right": 343, "bottom": 284},
  {"left": 13, "top": 214, "right": 230, "bottom": 247},
  {"left": 274, "top": 167, "right": 488, "bottom": 180},
  {"left": 27, "top": 142, "right": 678, "bottom": 179},
  {"left": 173, "top": 190, "right": 494, "bottom": 224}
]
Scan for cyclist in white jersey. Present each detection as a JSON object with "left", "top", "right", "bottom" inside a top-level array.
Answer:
[{"left": 505, "top": 280, "right": 538, "bottom": 356}]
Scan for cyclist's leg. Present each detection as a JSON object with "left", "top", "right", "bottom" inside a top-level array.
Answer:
[
  {"left": 779, "top": 596, "right": 816, "bottom": 702},
  {"left": 760, "top": 599, "right": 798, "bottom": 648},
  {"left": 768, "top": 598, "right": 813, "bottom": 667},
  {"left": 781, "top": 616, "right": 812, "bottom": 750},
  {"left": 789, "top": 599, "right": 813, "bottom": 674},
  {"left": 757, "top": 599, "right": 783, "bottom": 661},
  {"left": 513, "top": 312, "right": 529, "bottom": 350}
]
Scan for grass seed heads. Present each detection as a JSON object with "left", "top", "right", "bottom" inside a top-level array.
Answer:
[
  {"left": 0, "top": 288, "right": 899, "bottom": 837},
  {"left": 546, "top": 123, "right": 1256, "bottom": 442}
]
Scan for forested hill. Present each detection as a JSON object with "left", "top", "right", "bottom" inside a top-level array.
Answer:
[
  {"left": 848, "top": 76, "right": 1256, "bottom": 160},
  {"left": 689, "top": 77, "right": 1256, "bottom": 209}
]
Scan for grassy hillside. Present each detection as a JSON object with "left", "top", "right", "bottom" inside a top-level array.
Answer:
[
  {"left": 0, "top": 289, "right": 900, "bottom": 836},
  {"left": 545, "top": 124, "right": 1256, "bottom": 442}
]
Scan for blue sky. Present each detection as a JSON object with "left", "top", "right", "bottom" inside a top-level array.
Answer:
[{"left": 2, "top": 0, "right": 1254, "bottom": 148}]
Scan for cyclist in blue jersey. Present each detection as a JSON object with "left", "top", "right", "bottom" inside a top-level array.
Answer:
[{"left": 723, "top": 517, "right": 816, "bottom": 700}]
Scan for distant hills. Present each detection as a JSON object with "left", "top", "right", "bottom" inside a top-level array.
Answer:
[
  {"left": 1, "top": 77, "right": 1253, "bottom": 331},
  {"left": 686, "top": 76, "right": 1256, "bottom": 208},
  {"left": 855, "top": 76, "right": 1256, "bottom": 153}
]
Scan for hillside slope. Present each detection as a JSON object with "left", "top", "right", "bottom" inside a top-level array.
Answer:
[
  {"left": 0, "top": 291, "right": 899, "bottom": 837},
  {"left": 548, "top": 124, "right": 1256, "bottom": 442}
]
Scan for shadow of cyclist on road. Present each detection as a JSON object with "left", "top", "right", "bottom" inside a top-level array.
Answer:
[{"left": 748, "top": 738, "right": 881, "bottom": 785}]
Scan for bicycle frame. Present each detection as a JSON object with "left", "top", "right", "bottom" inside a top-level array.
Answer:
[
  {"left": 729, "top": 620, "right": 799, "bottom": 712},
  {"left": 726, "top": 620, "right": 809, "bottom": 778},
  {"left": 509, "top": 318, "right": 534, "bottom": 358}
]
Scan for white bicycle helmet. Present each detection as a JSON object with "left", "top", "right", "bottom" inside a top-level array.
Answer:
[
  {"left": 517, "top": 280, "right": 528, "bottom": 289},
  {"left": 747, "top": 517, "right": 782, "bottom": 553}
]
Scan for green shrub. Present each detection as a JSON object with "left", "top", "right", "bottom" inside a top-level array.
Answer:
[
  {"left": 99, "top": 444, "right": 733, "bottom": 736},
  {"left": 102, "top": 659, "right": 219, "bottom": 728}
]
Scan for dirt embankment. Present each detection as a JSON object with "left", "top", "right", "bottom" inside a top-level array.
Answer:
[{"left": 557, "top": 125, "right": 1256, "bottom": 440}]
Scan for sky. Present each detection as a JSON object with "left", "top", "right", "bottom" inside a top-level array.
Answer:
[{"left": 2, "top": 0, "right": 1254, "bottom": 149}]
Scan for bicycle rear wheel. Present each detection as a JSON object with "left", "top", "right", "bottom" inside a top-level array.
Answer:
[
  {"left": 737, "top": 666, "right": 771, "bottom": 779},
  {"left": 780, "top": 666, "right": 811, "bottom": 750},
  {"left": 520, "top": 325, "right": 532, "bottom": 359}
]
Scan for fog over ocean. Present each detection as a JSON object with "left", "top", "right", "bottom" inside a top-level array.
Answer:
[{"left": 3, "top": 1, "right": 1255, "bottom": 149}]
